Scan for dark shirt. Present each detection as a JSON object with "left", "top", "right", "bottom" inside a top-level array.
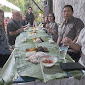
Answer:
[
  {"left": 26, "top": 13, "right": 35, "bottom": 26},
  {"left": 7, "top": 19, "right": 20, "bottom": 45},
  {"left": 20, "top": 20, "right": 27, "bottom": 27},
  {"left": 0, "top": 27, "right": 10, "bottom": 55}
]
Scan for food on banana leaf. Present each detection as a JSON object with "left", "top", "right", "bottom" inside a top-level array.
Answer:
[
  {"left": 25, "top": 51, "right": 46, "bottom": 63},
  {"left": 25, "top": 46, "right": 49, "bottom": 52}
]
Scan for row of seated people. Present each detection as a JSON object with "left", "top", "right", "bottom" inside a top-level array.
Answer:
[
  {"left": 40, "top": 5, "right": 84, "bottom": 63},
  {"left": 0, "top": 5, "right": 85, "bottom": 68}
]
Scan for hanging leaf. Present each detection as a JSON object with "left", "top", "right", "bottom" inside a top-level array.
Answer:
[{"left": 39, "top": 11, "right": 44, "bottom": 14}]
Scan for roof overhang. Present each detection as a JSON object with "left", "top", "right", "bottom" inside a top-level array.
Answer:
[{"left": 0, "top": 0, "right": 20, "bottom": 11}]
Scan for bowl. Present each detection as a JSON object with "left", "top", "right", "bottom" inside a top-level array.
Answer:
[{"left": 39, "top": 55, "right": 57, "bottom": 67}]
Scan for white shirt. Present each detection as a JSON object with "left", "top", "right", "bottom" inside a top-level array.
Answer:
[{"left": 76, "top": 27, "right": 85, "bottom": 65}]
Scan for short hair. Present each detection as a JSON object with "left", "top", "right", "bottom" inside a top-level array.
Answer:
[
  {"left": 28, "top": 7, "right": 32, "bottom": 10},
  {"left": 48, "top": 12, "right": 55, "bottom": 21},
  {"left": 0, "top": 9, "right": 4, "bottom": 13},
  {"left": 63, "top": 5, "right": 74, "bottom": 12},
  {"left": 12, "top": 11, "right": 20, "bottom": 15}
]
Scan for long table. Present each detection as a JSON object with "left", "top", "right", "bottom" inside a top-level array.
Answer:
[{"left": 0, "top": 27, "right": 85, "bottom": 85}]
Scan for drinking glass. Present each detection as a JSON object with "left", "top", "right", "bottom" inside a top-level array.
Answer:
[{"left": 59, "top": 45, "right": 68, "bottom": 62}]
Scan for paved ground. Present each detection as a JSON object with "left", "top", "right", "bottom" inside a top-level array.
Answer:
[{"left": 12, "top": 82, "right": 34, "bottom": 85}]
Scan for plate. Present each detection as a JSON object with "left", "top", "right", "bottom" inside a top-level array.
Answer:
[{"left": 39, "top": 55, "right": 57, "bottom": 67}]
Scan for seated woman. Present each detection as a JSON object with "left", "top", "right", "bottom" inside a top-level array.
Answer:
[
  {"left": 62, "top": 27, "right": 85, "bottom": 66},
  {"left": 46, "top": 13, "right": 58, "bottom": 42},
  {"left": 0, "top": 9, "right": 11, "bottom": 68},
  {"left": 39, "top": 16, "right": 45, "bottom": 27},
  {"left": 43, "top": 16, "right": 48, "bottom": 28}
]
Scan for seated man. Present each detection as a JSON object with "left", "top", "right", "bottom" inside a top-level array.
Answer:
[
  {"left": 7, "top": 11, "right": 24, "bottom": 48},
  {"left": 57, "top": 5, "right": 84, "bottom": 61},
  {"left": 62, "top": 27, "right": 85, "bottom": 66}
]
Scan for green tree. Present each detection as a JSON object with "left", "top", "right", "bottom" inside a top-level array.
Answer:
[
  {"left": 1, "top": 0, "right": 43, "bottom": 22},
  {"left": 7, "top": 0, "right": 25, "bottom": 14},
  {"left": 1, "top": 0, "right": 25, "bottom": 14}
]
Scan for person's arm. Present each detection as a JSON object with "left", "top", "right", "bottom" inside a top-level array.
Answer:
[
  {"left": 33, "top": 20, "right": 35, "bottom": 27},
  {"left": 7, "top": 22, "right": 24, "bottom": 36},
  {"left": 9, "top": 27, "right": 24, "bottom": 35},
  {"left": 72, "top": 36, "right": 78, "bottom": 43},
  {"left": 46, "top": 24, "right": 56, "bottom": 35},
  {"left": 57, "top": 36, "right": 62, "bottom": 46},
  {"left": 62, "top": 37, "right": 81, "bottom": 52},
  {"left": 69, "top": 42, "right": 81, "bottom": 52},
  {"left": 22, "top": 25, "right": 27, "bottom": 28}
]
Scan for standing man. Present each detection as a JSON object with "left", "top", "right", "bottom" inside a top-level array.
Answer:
[
  {"left": 57, "top": 5, "right": 84, "bottom": 61},
  {"left": 26, "top": 7, "right": 35, "bottom": 26},
  {"left": 7, "top": 11, "right": 24, "bottom": 48}
]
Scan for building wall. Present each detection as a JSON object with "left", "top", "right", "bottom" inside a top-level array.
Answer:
[{"left": 53, "top": 0, "right": 85, "bottom": 25}]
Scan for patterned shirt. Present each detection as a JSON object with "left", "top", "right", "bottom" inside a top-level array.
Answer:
[
  {"left": 58, "top": 16, "right": 84, "bottom": 40},
  {"left": 0, "top": 27, "right": 10, "bottom": 55},
  {"left": 76, "top": 27, "right": 85, "bottom": 64},
  {"left": 47, "top": 21, "right": 58, "bottom": 42}
]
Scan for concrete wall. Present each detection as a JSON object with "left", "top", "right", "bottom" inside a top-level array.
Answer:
[{"left": 53, "top": 0, "right": 85, "bottom": 25}]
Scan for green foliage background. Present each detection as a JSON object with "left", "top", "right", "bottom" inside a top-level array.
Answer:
[
  {"left": 1, "top": 0, "right": 43, "bottom": 21},
  {"left": 24, "top": 0, "right": 43, "bottom": 21}
]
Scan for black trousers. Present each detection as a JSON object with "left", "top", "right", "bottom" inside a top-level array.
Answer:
[
  {"left": 0, "top": 54, "right": 10, "bottom": 68},
  {"left": 67, "top": 51, "right": 81, "bottom": 62}
]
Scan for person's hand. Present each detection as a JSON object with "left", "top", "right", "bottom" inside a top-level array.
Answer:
[
  {"left": 42, "top": 27, "right": 46, "bottom": 30},
  {"left": 18, "top": 28, "right": 24, "bottom": 33},
  {"left": 42, "top": 28, "right": 47, "bottom": 32},
  {"left": 27, "top": 23, "right": 30, "bottom": 27},
  {"left": 62, "top": 37, "right": 72, "bottom": 46},
  {"left": 22, "top": 25, "right": 27, "bottom": 28},
  {"left": 46, "top": 23, "right": 49, "bottom": 29}
]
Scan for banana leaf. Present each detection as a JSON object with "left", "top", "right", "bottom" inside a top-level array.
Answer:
[
  {"left": 14, "top": 28, "right": 73, "bottom": 82},
  {"left": 0, "top": 50, "right": 17, "bottom": 85},
  {"left": 0, "top": 27, "right": 83, "bottom": 84}
]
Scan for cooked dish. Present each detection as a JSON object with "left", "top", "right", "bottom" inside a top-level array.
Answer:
[
  {"left": 25, "top": 46, "right": 49, "bottom": 52},
  {"left": 42, "top": 59, "right": 53, "bottom": 63}
]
